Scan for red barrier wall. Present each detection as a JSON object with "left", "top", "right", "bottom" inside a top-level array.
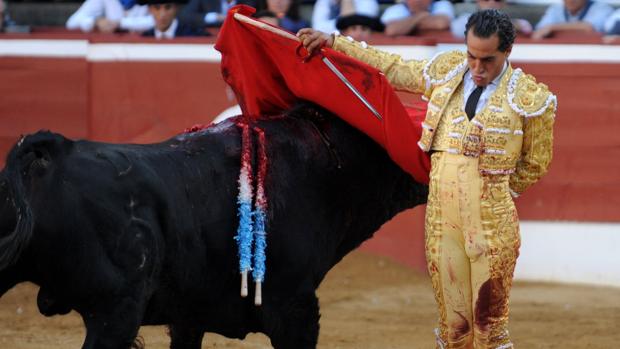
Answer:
[
  {"left": 88, "top": 62, "right": 234, "bottom": 143},
  {"left": 511, "top": 63, "right": 620, "bottom": 222},
  {"left": 0, "top": 57, "right": 88, "bottom": 156}
]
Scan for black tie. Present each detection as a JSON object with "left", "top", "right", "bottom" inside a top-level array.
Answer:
[{"left": 465, "top": 85, "right": 484, "bottom": 120}]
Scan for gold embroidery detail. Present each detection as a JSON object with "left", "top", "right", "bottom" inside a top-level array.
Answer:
[
  {"left": 513, "top": 73, "right": 554, "bottom": 116},
  {"left": 425, "top": 51, "right": 467, "bottom": 83}
]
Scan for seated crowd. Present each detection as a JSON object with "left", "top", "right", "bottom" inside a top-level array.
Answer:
[{"left": 1, "top": 0, "right": 620, "bottom": 41}]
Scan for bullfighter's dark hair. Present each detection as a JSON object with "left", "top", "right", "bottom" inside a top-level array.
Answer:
[{"left": 465, "top": 9, "right": 516, "bottom": 52}]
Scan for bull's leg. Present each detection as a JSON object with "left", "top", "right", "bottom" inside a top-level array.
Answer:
[
  {"left": 168, "top": 324, "right": 205, "bottom": 349},
  {"left": 80, "top": 296, "right": 144, "bottom": 349},
  {"left": 268, "top": 292, "right": 320, "bottom": 349}
]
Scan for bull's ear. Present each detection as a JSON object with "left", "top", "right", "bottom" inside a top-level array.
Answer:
[
  {"left": 16, "top": 131, "right": 71, "bottom": 177},
  {"left": 19, "top": 147, "right": 51, "bottom": 178}
]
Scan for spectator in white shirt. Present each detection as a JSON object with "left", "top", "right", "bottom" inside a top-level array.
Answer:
[
  {"left": 381, "top": 0, "right": 455, "bottom": 37},
  {"left": 604, "top": 7, "right": 620, "bottom": 33},
  {"left": 602, "top": 7, "right": 620, "bottom": 43},
  {"left": 311, "top": 0, "right": 379, "bottom": 34},
  {"left": 533, "top": 0, "right": 613, "bottom": 39},
  {"left": 66, "top": 0, "right": 154, "bottom": 32},
  {"left": 451, "top": 0, "right": 532, "bottom": 38}
]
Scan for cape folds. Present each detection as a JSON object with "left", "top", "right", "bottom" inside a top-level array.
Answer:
[{"left": 215, "top": 5, "right": 430, "bottom": 184}]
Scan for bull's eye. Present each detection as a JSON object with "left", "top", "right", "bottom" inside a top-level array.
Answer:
[{"left": 29, "top": 158, "right": 50, "bottom": 176}]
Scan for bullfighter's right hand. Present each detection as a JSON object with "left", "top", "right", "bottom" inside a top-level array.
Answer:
[{"left": 296, "top": 28, "right": 334, "bottom": 55}]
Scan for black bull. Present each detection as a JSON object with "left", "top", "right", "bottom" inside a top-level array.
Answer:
[{"left": 0, "top": 104, "right": 428, "bottom": 349}]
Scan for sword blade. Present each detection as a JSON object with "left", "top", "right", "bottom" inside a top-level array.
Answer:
[{"left": 321, "top": 56, "right": 383, "bottom": 121}]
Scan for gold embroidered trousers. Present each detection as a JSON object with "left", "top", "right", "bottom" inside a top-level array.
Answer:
[{"left": 425, "top": 152, "right": 520, "bottom": 349}]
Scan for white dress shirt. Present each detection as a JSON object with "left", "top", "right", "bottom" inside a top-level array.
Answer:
[
  {"left": 66, "top": 0, "right": 154, "bottom": 32},
  {"left": 462, "top": 61, "right": 508, "bottom": 115}
]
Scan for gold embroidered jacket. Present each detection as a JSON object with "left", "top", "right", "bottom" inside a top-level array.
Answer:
[{"left": 332, "top": 36, "right": 556, "bottom": 196}]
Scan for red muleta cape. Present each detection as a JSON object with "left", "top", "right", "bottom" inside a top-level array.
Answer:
[{"left": 215, "top": 5, "right": 430, "bottom": 184}]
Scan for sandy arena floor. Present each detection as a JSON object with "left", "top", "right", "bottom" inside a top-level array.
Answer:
[{"left": 1, "top": 251, "right": 618, "bottom": 349}]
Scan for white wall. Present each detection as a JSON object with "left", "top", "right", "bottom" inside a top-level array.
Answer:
[{"left": 515, "top": 221, "right": 620, "bottom": 287}]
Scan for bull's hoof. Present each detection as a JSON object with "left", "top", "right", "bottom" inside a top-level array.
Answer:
[{"left": 37, "top": 288, "right": 72, "bottom": 316}]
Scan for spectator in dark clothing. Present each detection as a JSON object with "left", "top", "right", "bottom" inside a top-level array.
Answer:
[
  {"left": 256, "top": 0, "right": 308, "bottom": 33},
  {"left": 1, "top": 0, "right": 20, "bottom": 32},
  {"left": 335, "top": 13, "right": 384, "bottom": 41},
  {"left": 0, "top": 0, "right": 7, "bottom": 32},
  {"left": 253, "top": 9, "right": 279, "bottom": 26},
  {"left": 140, "top": 0, "right": 207, "bottom": 38},
  {"left": 178, "top": 0, "right": 256, "bottom": 28}
]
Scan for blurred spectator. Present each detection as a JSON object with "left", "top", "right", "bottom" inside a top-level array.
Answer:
[
  {"left": 604, "top": 7, "right": 620, "bottom": 34},
  {"left": 602, "top": 7, "right": 620, "bottom": 43},
  {"left": 66, "top": 0, "right": 155, "bottom": 32},
  {"left": 451, "top": 0, "right": 532, "bottom": 37},
  {"left": 533, "top": 0, "right": 613, "bottom": 39},
  {"left": 1, "top": 0, "right": 17, "bottom": 32},
  {"left": 0, "top": 0, "right": 7, "bottom": 32},
  {"left": 335, "top": 13, "right": 384, "bottom": 41},
  {"left": 178, "top": 0, "right": 256, "bottom": 28},
  {"left": 381, "top": 0, "right": 455, "bottom": 36},
  {"left": 312, "top": 0, "right": 379, "bottom": 34},
  {"left": 140, "top": 0, "right": 207, "bottom": 38},
  {"left": 254, "top": 9, "right": 279, "bottom": 26},
  {"left": 1, "top": 0, "right": 29, "bottom": 33},
  {"left": 256, "top": 0, "right": 308, "bottom": 32}
]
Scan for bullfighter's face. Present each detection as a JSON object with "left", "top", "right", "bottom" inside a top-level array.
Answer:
[{"left": 465, "top": 29, "right": 511, "bottom": 87}]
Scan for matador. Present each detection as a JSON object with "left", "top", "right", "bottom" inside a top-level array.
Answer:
[{"left": 298, "top": 9, "right": 556, "bottom": 349}]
